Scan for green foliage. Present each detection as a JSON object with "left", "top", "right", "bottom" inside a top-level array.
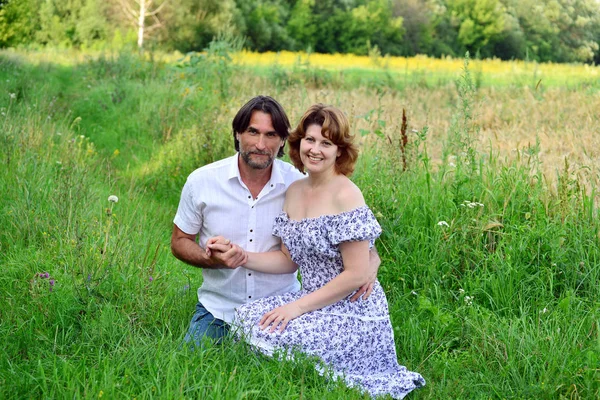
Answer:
[
  {"left": 35, "top": 0, "right": 111, "bottom": 48},
  {"left": 235, "top": 0, "right": 292, "bottom": 52},
  {"left": 2, "top": 0, "right": 600, "bottom": 62},
  {"left": 287, "top": 0, "right": 405, "bottom": 55},
  {"left": 340, "top": 0, "right": 405, "bottom": 55},
  {"left": 503, "top": 0, "right": 600, "bottom": 62},
  {"left": 392, "top": 0, "right": 437, "bottom": 56},
  {"left": 447, "top": 0, "right": 506, "bottom": 57},
  {"left": 162, "top": 0, "right": 240, "bottom": 53},
  {"left": 286, "top": 0, "right": 317, "bottom": 51},
  {"left": 75, "top": 0, "right": 110, "bottom": 48},
  {"left": 0, "top": 0, "right": 41, "bottom": 47}
]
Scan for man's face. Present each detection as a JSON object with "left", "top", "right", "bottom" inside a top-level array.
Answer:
[{"left": 237, "top": 111, "right": 285, "bottom": 170}]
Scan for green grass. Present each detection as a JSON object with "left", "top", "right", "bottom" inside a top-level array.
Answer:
[{"left": 0, "top": 48, "right": 599, "bottom": 399}]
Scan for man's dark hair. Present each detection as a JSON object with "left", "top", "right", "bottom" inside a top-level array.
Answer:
[{"left": 232, "top": 95, "right": 290, "bottom": 158}]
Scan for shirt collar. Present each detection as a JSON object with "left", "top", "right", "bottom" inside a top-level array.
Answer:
[
  {"left": 270, "top": 158, "right": 285, "bottom": 186},
  {"left": 227, "top": 154, "right": 240, "bottom": 181}
]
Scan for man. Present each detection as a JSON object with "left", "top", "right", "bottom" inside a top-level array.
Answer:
[{"left": 171, "top": 95, "right": 379, "bottom": 345}]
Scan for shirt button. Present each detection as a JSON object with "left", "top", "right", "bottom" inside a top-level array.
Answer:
[
  {"left": 250, "top": 229, "right": 253, "bottom": 232},
  {"left": 248, "top": 273, "right": 251, "bottom": 276},
  {"left": 248, "top": 296, "right": 252, "bottom": 299},
  {"left": 270, "top": 184, "right": 273, "bottom": 187},
  {"left": 249, "top": 239, "right": 253, "bottom": 242},
  {"left": 247, "top": 195, "right": 251, "bottom": 199}
]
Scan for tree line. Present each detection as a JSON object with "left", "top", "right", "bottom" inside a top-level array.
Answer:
[{"left": 1, "top": 0, "right": 599, "bottom": 64}]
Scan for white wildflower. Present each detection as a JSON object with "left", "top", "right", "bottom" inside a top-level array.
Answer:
[
  {"left": 437, "top": 221, "right": 449, "bottom": 227},
  {"left": 462, "top": 200, "right": 484, "bottom": 209},
  {"left": 411, "top": 291, "right": 417, "bottom": 296},
  {"left": 464, "top": 295, "right": 473, "bottom": 306},
  {"left": 108, "top": 195, "right": 119, "bottom": 203},
  {"left": 542, "top": 307, "right": 548, "bottom": 314},
  {"left": 458, "top": 288, "right": 465, "bottom": 294},
  {"left": 448, "top": 162, "right": 456, "bottom": 167},
  {"left": 9, "top": 93, "right": 16, "bottom": 99}
]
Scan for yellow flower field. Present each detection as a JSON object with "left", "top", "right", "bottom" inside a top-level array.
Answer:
[
  {"left": 234, "top": 50, "right": 600, "bottom": 86},
  {"left": 6, "top": 47, "right": 599, "bottom": 86}
]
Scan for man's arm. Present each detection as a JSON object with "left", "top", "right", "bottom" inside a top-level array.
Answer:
[
  {"left": 170, "top": 224, "right": 247, "bottom": 269},
  {"left": 349, "top": 246, "right": 381, "bottom": 302}
]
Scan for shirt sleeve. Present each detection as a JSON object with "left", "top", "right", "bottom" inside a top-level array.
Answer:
[
  {"left": 173, "top": 178, "right": 203, "bottom": 235},
  {"left": 327, "top": 206, "right": 382, "bottom": 247}
]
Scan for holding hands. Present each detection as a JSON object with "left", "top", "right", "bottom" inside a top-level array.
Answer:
[{"left": 205, "top": 236, "right": 248, "bottom": 269}]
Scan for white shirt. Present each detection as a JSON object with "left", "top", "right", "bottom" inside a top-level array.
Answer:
[{"left": 174, "top": 154, "right": 304, "bottom": 323}]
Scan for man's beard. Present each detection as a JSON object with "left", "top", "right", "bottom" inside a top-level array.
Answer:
[{"left": 240, "top": 150, "right": 274, "bottom": 170}]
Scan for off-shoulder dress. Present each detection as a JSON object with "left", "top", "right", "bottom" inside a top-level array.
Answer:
[{"left": 234, "top": 206, "right": 425, "bottom": 399}]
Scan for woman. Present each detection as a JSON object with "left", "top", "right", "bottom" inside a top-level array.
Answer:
[{"left": 211, "top": 104, "right": 425, "bottom": 398}]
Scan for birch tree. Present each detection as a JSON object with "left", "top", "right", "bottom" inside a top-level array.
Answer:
[{"left": 118, "top": 0, "right": 166, "bottom": 50}]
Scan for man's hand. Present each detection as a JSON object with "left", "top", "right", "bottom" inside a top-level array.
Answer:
[
  {"left": 350, "top": 270, "right": 376, "bottom": 302},
  {"left": 259, "top": 302, "right": 304, "bottom": 333},
  {"left": 205, "top": 236, "right": 247, "bottom": 269},
  {"left": 204, "top": 236, "right": 230, "bottom": 257}
]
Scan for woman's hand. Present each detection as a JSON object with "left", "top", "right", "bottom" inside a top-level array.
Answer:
[{"left": 259, "top": 303, "right": 304, "bottom": 333}]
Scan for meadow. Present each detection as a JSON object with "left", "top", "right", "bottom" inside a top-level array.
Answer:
[{"left": 0, "top": 45, "right": 599, "bottom": 399}]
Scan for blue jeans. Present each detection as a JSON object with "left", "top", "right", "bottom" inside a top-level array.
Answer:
[{"left": 183, "top": 301, "right": 229, "bottom": 347}]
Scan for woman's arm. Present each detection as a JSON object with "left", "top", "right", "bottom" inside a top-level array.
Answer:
[
  {"left": 205, "top": 238, "right": 297, "bottom": 274},
  {"left": 259, "top": 239, "right": 371, "bottom": 332},
  {"left": 350, "top": 246, "right": 381, "bottom": 302},
  {"left": 244, "top": 243, "right": 298, "bottom": 274}
]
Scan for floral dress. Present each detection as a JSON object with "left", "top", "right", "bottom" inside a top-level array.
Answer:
[{"left": 234, "top": 206, "right": 425, "bottom": 399}]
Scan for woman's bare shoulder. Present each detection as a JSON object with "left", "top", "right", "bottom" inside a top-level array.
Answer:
[{"left": 334, "top": 176, "right": 365, "bottom": 212}]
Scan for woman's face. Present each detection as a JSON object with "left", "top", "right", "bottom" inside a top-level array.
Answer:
[{"left": 299, "top": 124, "right": 341, "bottom": 174}]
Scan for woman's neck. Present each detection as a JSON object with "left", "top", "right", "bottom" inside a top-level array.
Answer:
[{"left": 306, "top": 168, "right": 338, "bottom": 190}]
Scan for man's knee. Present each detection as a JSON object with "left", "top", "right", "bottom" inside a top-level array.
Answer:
[{"left": 184, "top": 302, "right": 229, "bottom": 346}]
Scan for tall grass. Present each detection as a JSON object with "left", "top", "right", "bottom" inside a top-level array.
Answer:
[{"left": 0, "top": 46, "right": 598, "bottom": 399}]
